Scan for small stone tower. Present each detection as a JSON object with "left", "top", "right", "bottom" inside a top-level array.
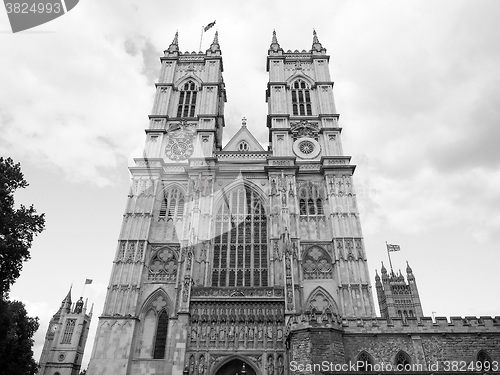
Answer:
[
  {"left": 38, "top": 287, "right": 93, "bottom": 375},
  {"left": 375, "top": 261, "right": 424, "bottom": 319}
]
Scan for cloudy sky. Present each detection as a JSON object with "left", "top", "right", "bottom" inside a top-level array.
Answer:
[{"left": 1, "top": 0, "right": 500, "bottom": 369}]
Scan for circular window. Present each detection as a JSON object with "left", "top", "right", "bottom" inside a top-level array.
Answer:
[
  {"left": 58, "top": 353, "right": 65, "bottom": 362},
  {"left": 299, "top": 140, "right": 314, "bottom": 154},
  {"left": 293, "top": 137, "right": 320, "bottom": 159}
]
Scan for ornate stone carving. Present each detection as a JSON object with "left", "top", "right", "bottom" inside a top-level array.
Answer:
[
  {"left": 302, "top": 246, "right": 333, "bottom": 279},
  {"left": 290, "top": 120, "right": 319, "bottom": 140},
  {"left": 147, "top": 246, "right": 178, "bottom": 282}
]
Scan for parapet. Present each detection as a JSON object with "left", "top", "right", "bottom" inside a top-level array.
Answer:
[{"left": 286, "top": 313, "right": 500, "bottom": 335}]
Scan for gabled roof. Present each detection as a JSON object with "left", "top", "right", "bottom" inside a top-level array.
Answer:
[{"left": 222, "top": 123, "right": 265, "bottom": 152}]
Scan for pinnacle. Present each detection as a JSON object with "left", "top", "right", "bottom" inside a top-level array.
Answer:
[
  {"left": 272, "top": 29, "right": 279, "bottom": 44},
  {"left": 172, "top": 31, "right": 179, "bottom": 46}
]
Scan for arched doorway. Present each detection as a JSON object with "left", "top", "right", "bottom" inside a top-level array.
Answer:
[{"left": 214, "top": 359, "right": 256, "bottom": 375}]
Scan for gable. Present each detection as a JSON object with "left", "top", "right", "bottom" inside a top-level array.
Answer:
[{"left": 222, "top": 125, "right": 265, "bottom": 152}]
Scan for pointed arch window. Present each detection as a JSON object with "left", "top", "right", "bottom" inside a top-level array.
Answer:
[
  {"left": 212, "top": 187, "right": 268, "bottom": 287},
  {"left": 298, "top": 182, "right": 325, "bottom": 217},
  {"left": 159, "top": 188, "right": 185, "bottom": 220},
  {"left": 61, "top": 319, "right": 76, "bottom": 344},
  {"left": 395, "top": 351, "right": 411, "bottom": 368},
  {"left": 291, "top": 79, "right": 312, "bottom": 116},
  {"left": 177, "top": 80, "right": 197, "bottom": 118},
  {"left": 357, "top": 351, "right": 374, "bottom": 372},
  {"left": 153, "top": 310, "right": 169, "bottom": 359},
  {"left": 477, "top": 350, "right": 492, "bottom": 368}
]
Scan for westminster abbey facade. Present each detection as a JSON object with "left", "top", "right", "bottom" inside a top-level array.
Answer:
[{"left": 84, "top": 31, "right": 500, "bottom": 375}]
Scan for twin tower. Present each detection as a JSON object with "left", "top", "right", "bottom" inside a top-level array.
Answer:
[{"left": 72, "top": 30, "right": 476, "bottom": 375}]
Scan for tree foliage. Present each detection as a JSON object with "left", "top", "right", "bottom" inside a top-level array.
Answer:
[
  {"left": 0, "top": 299, "right": 39, "bottom": 375},
  {"left": 0, "top": 157, "right": 45, "bottom": 296},
  {"left": 0, "top": 157, "right": 45, "bottom": 374}
]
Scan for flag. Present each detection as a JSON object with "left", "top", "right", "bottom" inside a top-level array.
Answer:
[
  {"left": 204, "top": 21, "right": 216, "bottom": 32},
  {"left": 85, "top": 279, "right": 93, "bottom": 285},
  {"left": 386, "top": 243, "right": 401, "bottom": 252}
]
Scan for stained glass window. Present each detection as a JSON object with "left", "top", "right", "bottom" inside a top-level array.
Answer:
[{"left": 212, "top": 187, "right": 268, "bottom": 287}]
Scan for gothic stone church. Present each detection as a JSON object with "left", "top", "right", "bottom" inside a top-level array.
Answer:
[{"left": 84, "top": 31, "right": 500, "bottom": 375}]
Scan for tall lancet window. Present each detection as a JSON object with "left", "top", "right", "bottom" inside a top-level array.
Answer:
[
  {"left": 212, "top": 187, "right": 268, "bottom": 287},
  {"left": 291, "top": 79, "right": 312, "bottom": 116},
  {"left": 177, "top": 80, "right": 197, "bottom": 118},
  {"left": 159, "top": 187, "right": 185, "bottom": 220}
]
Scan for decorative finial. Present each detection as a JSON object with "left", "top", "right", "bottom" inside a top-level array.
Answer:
[
  {"left": 313, "top": 29, "right": 319, "bottom": 44},
  {"left": 165, "top": 31, "right": 179, "bottom": 54},
  {"left": 270, "top": 29, "right": 281, "bottom": 52},
  {"left": 272, "top": 29, "right": 278, "bottom": 44},
  {"left": 312, "top": 29, "right": 325, "bottom": 53},
  {"left": 242, "top": 117, "right": 247, "bottom": 127},
  {"left": 208, "top": 30, "right": 221, "bottom": 52}
]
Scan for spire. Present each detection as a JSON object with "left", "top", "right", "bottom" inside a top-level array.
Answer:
[
  {"left": 269, "top": 29, "right": 281, "bottom": 52},
  {"left": 406, "top": 261, "right": 415, "bottom": 281},
  {"left": 375, "top": 269, "right": 381, "bottom": 283},
  {"left": 165, "top": 31, "right": 179, "bottom": 54},
  {"left": 311, "top": 29, "right": 326, "bottom": 53},
  {"left": 61, "top": 286, "right": 72, "bottom": 313},
  {"left": 406, "top": 260, "right": 413, "bottom": 274},
  {"left": 208, "top": 30, "right": 220, "bottom": 52}
]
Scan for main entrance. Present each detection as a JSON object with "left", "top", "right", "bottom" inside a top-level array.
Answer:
[{"left": 214, "top": 359, "right": 256, "bottom": 375}]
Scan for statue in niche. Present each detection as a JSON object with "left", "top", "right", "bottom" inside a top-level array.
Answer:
[
  {"left": 191, "top": 326, "right": 197, "bottom": 342},
  {"left": 219, "top": 326, "right": 226, "bottom": 341},
  {"left": 277, "top": 327, "right": 283, "bottom": 341},
  {"left": 189, "top": 355, "right": 195, "bottom": 374},
  {"left": 198, "top": 355, "right": 206, "bottom": 375},
  {"left": 267, "top": 326, "right": 273, "bottom": 340},
  {"left": 239, "top": 326, "right": 245, "bottom": 341},
  {"left": 271, "top": 179, "right": 277, "bottom": 195},
  {"left": 277, "top": 356, "right": 284, "bottom": 375},
  {"left": 210, "top": 323, "right": 217, "bottom": 341},
  {"left": 248, "top": 326, "right": 254, "bottom": 340},
  {"left": 258, "top": 325, "right": 263, "bottom": 341},
  {"left": 267, "top": 355, "right": 275, "bottom": 375},
  {"left": 228, "top": 324, "right": 235, "bottom": 340}
]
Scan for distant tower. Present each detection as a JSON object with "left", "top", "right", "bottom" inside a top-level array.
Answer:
[
  {"left": 375, "top": 261, "right": 424, "bottom": 319},
  {"left": 39, "top": 287, "right": 93, "bottom": 375}
]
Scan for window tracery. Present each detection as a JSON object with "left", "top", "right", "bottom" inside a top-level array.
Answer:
[
  {"left": 159, "top": 188, "right": 185, "bottom": 220},
  {"left": 148, "top": 247, "right": 178, "bottom": 282},
  {"left": 139, "top": 291, "right": 170, "bottom": 359},
  {"left": 176, "top": 80, "right": 197, "bottom": 118},
  {"left": 298, "top": 181, "right": 325, "bottom": 217},
  {"left": 212, "top": 187, "right": 268, "bottom": 287},
  {"left": 394, "top": 350, "right": 411, "bottom": 367},
  {"left": 357, "top": 351, "right": 374, "bottom": 372},
  {"left": 291, "top": 79, "right": 312, "bottom": 116},
  {"left": 302, "top": 246, "right": 333, "bottom": 279}
]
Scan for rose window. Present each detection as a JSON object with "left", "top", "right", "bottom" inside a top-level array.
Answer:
[{"left": 299, "top": 140, "right": 314, "bottom": 154}]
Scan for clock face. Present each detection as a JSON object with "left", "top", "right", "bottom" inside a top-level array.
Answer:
[{"left": 165, "top": 121, "right": 196, "bottom": 161}]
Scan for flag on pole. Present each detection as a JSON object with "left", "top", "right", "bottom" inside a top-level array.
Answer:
[
  {"left": 85, "top": 279, "right": 93, "bottom": 285},
  {"left": 204, "top": 21, "right": 216, "bottom": 32},
  {"left": 386, "top": 243, "right": 401, "bottom": 252}
]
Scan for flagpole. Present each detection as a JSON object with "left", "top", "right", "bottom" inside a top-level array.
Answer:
[
  {"left": 386, "top": 241, "right": 394, "bottom": 273},
  {"left": 80, "top": 281, "right": 86, "bottom": 298},
  {"left": 199, "top": 26, "right": 204, "bottom": 52}
]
